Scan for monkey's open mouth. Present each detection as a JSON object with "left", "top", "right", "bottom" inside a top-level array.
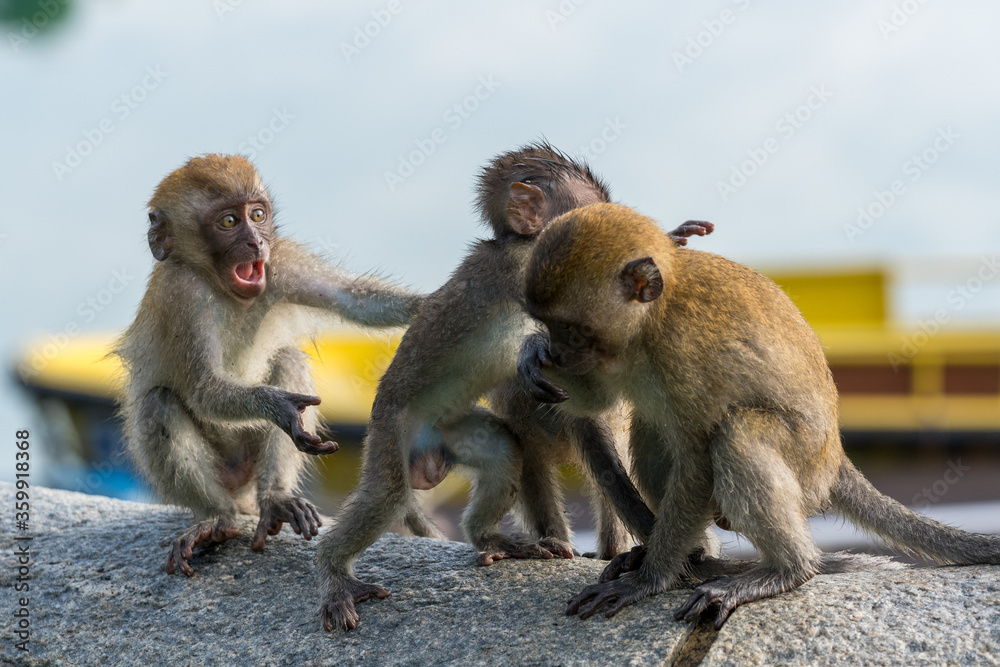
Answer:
[
  {"left": 234, "top": 261, "right": 264, "bottom": 283},
  {"left": 231, "top": 261, "right": 266, "bottom": 298}
]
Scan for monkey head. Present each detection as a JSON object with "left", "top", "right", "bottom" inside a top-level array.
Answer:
[
  {"left": 475, "top": 141, "right": 611, "bottom": 239},
  {"left": 525, "top": 203, "right": 674, "bottom": 374},
  {"left": 146, "top": 154, "right": 274, "bottom": 303}
]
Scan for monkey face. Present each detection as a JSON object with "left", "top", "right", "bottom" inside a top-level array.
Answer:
[{"left": 201, "top": 199, "right": 273, "bottom": 302}]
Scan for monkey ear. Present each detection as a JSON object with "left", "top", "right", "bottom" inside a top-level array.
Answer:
[
  {"left": 147, "top": 210, "right": 174, "bottom": 261},
  {"left": 621, "top": 257, "right": 663, "bottom": 303},
  {"left": 506, "top": 182, "right": 547, "bottom": 235}
]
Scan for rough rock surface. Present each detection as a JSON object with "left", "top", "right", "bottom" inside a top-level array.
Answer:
[{"left": 1, "top": 483, "right": 998, "bottom": 666}]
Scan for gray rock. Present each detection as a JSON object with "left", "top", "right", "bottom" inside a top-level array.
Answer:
[{"left": 1, "top": 483, "right": 997, "bottom": 666}]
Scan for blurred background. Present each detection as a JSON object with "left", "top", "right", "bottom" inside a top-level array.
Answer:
[{"left": 2, "top": 0, "right": 999, "bottom": 560}]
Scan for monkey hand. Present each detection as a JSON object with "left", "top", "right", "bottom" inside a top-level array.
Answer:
[
  {"left": 598, "top": 545, "right": 647, "bottom": 583},
  {"left": 566, "top": 570, "right": 657, "bottom": 620},
  {"left": 270, "top": 389, "right": 339, "bottom": 455},
  {"left": 251, "top": 493, "right": 322, "bottom": 552},
  {"left": 667, "top": 220, "right": 714, "bottom": 246},
  {"left": 166, "top": 516, "right": 239, "bottom": 577},
  {"left": 320, "top": 575, "right": 391, "bottom": 631},
  {"left": 475, "top": 534, "right": 574, "bottom": 566},
  {"left": 517, "top": 333, "right": 569, "bottom": 403}
]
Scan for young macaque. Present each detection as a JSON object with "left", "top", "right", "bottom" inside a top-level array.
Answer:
[
  {"left": 116, "top": 154, "right": 424, "bottom": 576},
  {"left": 317, "top": 143, "right": 714, "bottom": 631},
  {"left": 518, "top": 203, "right": 1000, "bottom": 628}
]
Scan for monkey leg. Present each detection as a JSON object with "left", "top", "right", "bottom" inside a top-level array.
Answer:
[
  {"left": 129, "top": 387, "right": 242, "bottom": 576},
  {"left": 444, "top": 407, "right": 574, "bottom": 566},
  {"left": 403, "top": 502, "right": 447, "bottom": 540},
  {"left": 251, "top": 347, "right": 323, "bottom": 552},
  {"left": 675, "top": 410, "right": 820, "bottom": 629},
  {"left": 318, "top": 421, "right": 409, "bottom": 631},
  {"left": 567, "top": 428, "right": 716, "bottom": 620},
  {"left": 589, "top": 417, "right": 720, "bottom": 581}
]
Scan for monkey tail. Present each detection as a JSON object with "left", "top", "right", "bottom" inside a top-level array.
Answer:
[{"left": 830, "top": 458, "right": 1000, "bottom": 565}]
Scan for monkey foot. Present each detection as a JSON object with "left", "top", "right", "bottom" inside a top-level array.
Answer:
[
  {"left": 566, "top": 571, "right": 655, "bottom": 619},
  {"left": 674, "top": 576, "right": 743, "bottom": 629},
  {"left": 475, "top": 536, "right": 574, "bottom": 566},
  {"left": 165, "top": 516, "right": 239, "bottom": 577},
  {"left": 599, "top": 545, "right": 646, "bottom": 583},
  {"left": 251, "top": 494, "right": 322, "bottom": 552},
  {"left": 320, "top": 577, "right": 391, "bottom": 632}
]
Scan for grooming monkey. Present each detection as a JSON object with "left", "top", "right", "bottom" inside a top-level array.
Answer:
[
  {"left": 116, "top": 154, "right": 426, "bottom": 576},
  {"left": 518, "top": 202, "right": 1000, "bottom": 628},
  {"left": 318, "top": 143, "right": 714, "bottom": 631}
]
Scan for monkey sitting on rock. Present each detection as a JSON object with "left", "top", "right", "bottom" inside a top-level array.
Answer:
[
  {"left": 518, "top": 202, "right": 1000, "bottom": 628},
  {"left": 116, "top": 154, "right": 427, "bottom": 576}
]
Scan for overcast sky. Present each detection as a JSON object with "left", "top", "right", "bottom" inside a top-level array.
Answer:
[{"left": 2, "top": 1, "right": 999, "bottom": 476}]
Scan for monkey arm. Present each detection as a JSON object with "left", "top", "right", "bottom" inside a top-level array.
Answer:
[
  {"left": 572, "top": 418, "right": 655, "bottom": 544},
  {"left": 274, "top": 243, "right": 423, "bottom": 327},
  {"left": 516, "top": 333, "right": 570, "bottom": 403},
  {"left": 173, "top": 312, "right": 337, "bottom": 456}
]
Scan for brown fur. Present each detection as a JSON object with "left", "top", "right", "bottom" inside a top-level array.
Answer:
[
  {"left": 316, "top": 144, "right": 715, "bottom": 632},
  {"left": 521, "top": 203, "right": 1000, "bottom": 628},
  {"left": 116, "top": 154, "right": 425, "bottom": 576}
]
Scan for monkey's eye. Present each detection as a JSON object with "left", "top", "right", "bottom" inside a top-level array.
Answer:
[
  {"left": 250, "top": 209, "right": 265, "bottom": 223},
  {"left": 219, "top": 214, "right": 238, "bottom": 228}
]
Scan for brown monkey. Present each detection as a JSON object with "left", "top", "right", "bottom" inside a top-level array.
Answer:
[
  {"left": 116, "top": 154, "right": 425, "bottom": 576},
  {"left": 518, "top": 202, "right": 1000, "bottom": 628},
  {"left": 318, "top": 143, "right": 713, "bottom": 631}
]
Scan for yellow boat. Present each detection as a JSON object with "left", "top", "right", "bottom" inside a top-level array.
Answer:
[{"left": 14, "top": 267, "right": 1000, "bottom": 498}]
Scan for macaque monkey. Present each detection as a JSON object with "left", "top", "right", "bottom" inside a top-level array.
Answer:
[
  {"left": 517, "top": 202, "right": 1000, "bottom": 628},
  {"left": 318, "top": 143, "right": 714, "bottom": 631},
  {"left": 116, "top": 154, "right": 425, "bottom": 576}
]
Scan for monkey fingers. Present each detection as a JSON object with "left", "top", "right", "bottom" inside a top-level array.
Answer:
[
  {"left": 320, "top": 577, "right": 391, "bottom": 632},
  {"left": 251, "top": 495, "right": 322, "bottom": 552},
  {"left": 516, "top": 333, "right": 570, "bottom": 403},
  {"left": 165, "top": 516, "right": 239, "bottom": 576},
  {"left": 598, "top": 545, "right": 646, "bottom": 583},
  {"left": 566, "top": 572, "right": 653, "bottom": 619},
  {"left": 475, "top": 535, "right": 573, "bottom": 566},
  {"left": 674, "top": 576, "right": 739, "bottom": 629},
  {"left": 666, "top": 220, "right": 715, "bottom": 246}
]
